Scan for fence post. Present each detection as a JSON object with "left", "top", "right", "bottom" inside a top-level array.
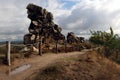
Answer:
[
  {"left": 6, "top": 41, "right": 11, "bottom": 66},
  {"left": 55, "top": 40, "right": 58, "bottom": 54},
  {"left": 64, "top": 40, "right": 67, "bottom": 53},
  {"left": 39, "top": 37, "right": 42, "bottom": 56}
]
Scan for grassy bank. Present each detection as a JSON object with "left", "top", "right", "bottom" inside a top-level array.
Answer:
[{"left": 29, "top": 51, "right": 120, "bottom": 80}]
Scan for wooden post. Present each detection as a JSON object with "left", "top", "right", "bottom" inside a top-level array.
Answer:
[
  {"left": 64, "top": 40, "right": 67, "bottom": 53},
  {"left": 55, "top": 40, "right": 58, "bottom": 54},
  {"left": 39, "top": 38, "right": 42, "bottom": 56},
  {"left": 78, "top": 43, "right": 81, "bottom": 51},
  {"left": 6, "top": 41, "right": 11, "bottom": 66}
]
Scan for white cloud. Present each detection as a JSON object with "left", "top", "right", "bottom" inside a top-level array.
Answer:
[
  {"left": 0, "top": 0, "right": 120, "bottom": 41},
  {"left": 57, "top": 0, "right": 120, "bottom": 36}
]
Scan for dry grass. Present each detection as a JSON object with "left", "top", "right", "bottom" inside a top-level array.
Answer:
[{"left": 29, "top": 51, "right": 120, "bottom": 80}]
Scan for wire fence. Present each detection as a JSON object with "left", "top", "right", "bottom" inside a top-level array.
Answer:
[
  {"left": 0, "top": 40, "right": 92, "bottom": 66},
  {"left": 0, "top": 43, "right": 25, "bottom": 54}
]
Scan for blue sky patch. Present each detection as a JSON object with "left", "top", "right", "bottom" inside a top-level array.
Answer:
[{"left": 60, "top": 0, "right": 78, "bottom": 9}]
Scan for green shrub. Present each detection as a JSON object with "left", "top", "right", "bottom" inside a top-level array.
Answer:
[{"left": 89, "top": 27, "right": 120, "bottom": 62}]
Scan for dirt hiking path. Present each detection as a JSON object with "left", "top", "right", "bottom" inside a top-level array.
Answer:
[{"left": 0, "top": 50, "right": 89, "bottom": 80}]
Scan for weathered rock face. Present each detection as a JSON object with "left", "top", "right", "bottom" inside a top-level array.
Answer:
[
  {"left": 24, "top": 3, "right": 65, "bottom": 46},
  {"left": 67, "top": 32, "right": 85, "bottom": 44}
]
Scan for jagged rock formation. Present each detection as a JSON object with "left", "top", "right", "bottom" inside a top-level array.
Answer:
[
  {"left": 24, "top": 3, "right": 65, "bottom": 49},
  {"left": 23, "top": 3, "right": 87, "bottom": 54},
  {"left": 67, "top": 32, "right": 85, "bottom": 44}
]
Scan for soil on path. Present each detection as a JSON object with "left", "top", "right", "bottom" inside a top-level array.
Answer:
[{"left": 0, "top": 50, "right": 88, "bottom": 80}]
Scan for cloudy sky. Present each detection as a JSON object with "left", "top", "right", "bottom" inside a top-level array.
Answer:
[{"left": 0, "top": 0, "right": 120, "bottom": 41}]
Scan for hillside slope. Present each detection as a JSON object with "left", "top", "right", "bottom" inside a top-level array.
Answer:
[
  {"left": 0, "top": 51, "right": 87, "bottom": 80},
  {"left": 29, "top": 51, "right": 120, "bottom": 80}
]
